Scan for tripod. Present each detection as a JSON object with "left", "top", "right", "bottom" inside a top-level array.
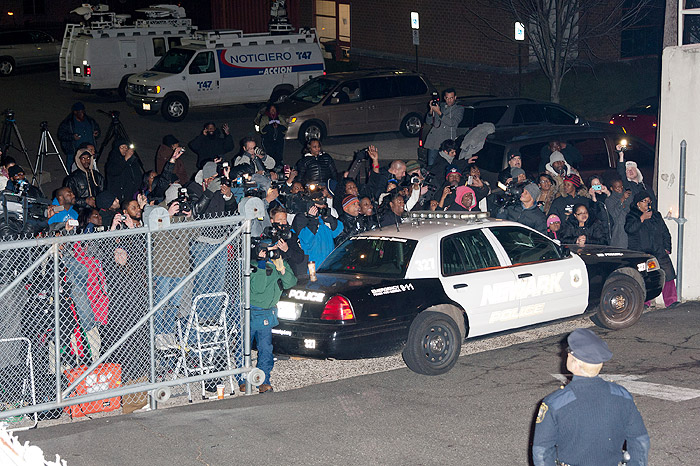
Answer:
[
  {"left": 1, "top": 109, "right": 35, "bottom": 177},
  {"left": 96, "top": 110, "right": 131, "bottom": 162},
  {"left": 33, "top": 121, "right": 68, "bottom": 187}
]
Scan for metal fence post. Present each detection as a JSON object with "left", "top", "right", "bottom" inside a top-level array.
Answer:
[
  {"left": 147, "top": 230, "right": 156, "bottom": 410},
  {"left": 243, "top": 219, "right": 252, "bottom": 394},
  {"left": 676, "top": 140, "right": 687, "bottom": 301},
  {"left": 53, "top": 244, "right": 61, "bottom": 403}
]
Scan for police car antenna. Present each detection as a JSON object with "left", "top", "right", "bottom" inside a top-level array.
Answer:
[{"left": 1, "top": 110, "right": 35, "bottom": 178}]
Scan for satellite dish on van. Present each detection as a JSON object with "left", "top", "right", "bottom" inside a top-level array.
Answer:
[
  {"left": 114, "top": 14, "right": 131, "bottom": 25},
  {"left": 70, "top": 4, "right": 109, "bottom": 20},
  {"left": 135, "top": 5, "right": 186, "bottom": 19}
]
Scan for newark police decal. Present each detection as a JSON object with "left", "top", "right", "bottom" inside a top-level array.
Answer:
[{"left": 481, "top": 272, "right": 563, "bottom": 306}]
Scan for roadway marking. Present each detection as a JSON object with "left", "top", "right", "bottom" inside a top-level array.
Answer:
[{"left": 551, "top": 373, "right": 700, "bottom": 402}]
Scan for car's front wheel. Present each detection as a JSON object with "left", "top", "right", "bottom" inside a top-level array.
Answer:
[
  {"left": 400, "top": 113, "right": 423, "bottom": 137},
  {"left": 402, "top": 311, "right": 461, "bottom": 375},
  {"left": 161, "top": 94, "right": 189, "bottom": 122},
  {"left": 0, "top": 57, "right": 14, "bottom": 76},
  {"left": 595, "top": 273, "right": 644, "bottom": 329},
  {"left": 298, "top": 120, "right": 326, "bottom": 143}
]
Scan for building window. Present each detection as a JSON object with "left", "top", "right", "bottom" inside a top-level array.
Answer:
[
  {"left": 621, "top": 0, "right": 663, "bottom": 56},
  {"left": 316, "top": 0, "right": 337, "bottom": 44}
]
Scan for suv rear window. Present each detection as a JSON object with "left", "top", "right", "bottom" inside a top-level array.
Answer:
[
  {"left": 460, "top": 106, "right": 508, "bottom": 129},
  {"left": 320, "top": 237, "right": 418, "bottom": 278}
]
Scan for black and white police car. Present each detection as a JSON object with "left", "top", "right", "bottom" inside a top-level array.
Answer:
[{"left": 272, "top": 212, "right": 664, "bottom": 375}]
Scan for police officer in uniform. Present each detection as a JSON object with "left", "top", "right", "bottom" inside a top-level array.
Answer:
[{"left": 532, "top": 328, "right": 649, "bottom": 466}]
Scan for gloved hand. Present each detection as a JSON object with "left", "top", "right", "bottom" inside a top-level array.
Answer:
[
  {"left": 271, "top": 257, "right": 285, "bottom": 274},
  {"left": 207, "top": 177, "right": 222, "bottom": 193}
]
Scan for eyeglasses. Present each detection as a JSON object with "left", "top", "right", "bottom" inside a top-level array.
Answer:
[{"left": 574, "top": 211, "right": 587, "bottom": 216}]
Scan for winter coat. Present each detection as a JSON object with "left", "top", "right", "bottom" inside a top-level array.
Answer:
[
  {"left": 335, "top": 212, "right": 365, "bottom": 245},
  {"left": 105, "top": 146, "right": 144, "bottom": 203},
  {"left": 234, "top": 152, "right": 276, "bottom": 170},
  {"left": 605, "top": 190, "right": 632, "bottom": 248},
  {"left": 424, "top": 103, "right": 464, "bottom": 150},
  {"left": 625, "top": 206, "right": 675, "bottom": 280},
  {"left": 188, "top": 130, "right": 235, "bottom": 169},
  {"left": 497, "top": 203, "right": 547, "bottom": 234},
  {"left": 63, "top": 151, "right": 105, "bottom": 208},
  {"left": 560, "top": 214, "right": 608, "bottom": 245},
  {"left": 367, "top": 166, "right": 403, "bottom": 200},
  {"left": 185, "top": 180, "right": 238, "bottom": 218},
  {"left": 250, "top": 260, "right": 297, "bottom": 330},
  {"left": 296, "top": 152, "right": 338, "bottom": 186},
  {"left": 548, "top": 194, "right": 590, "bottom": 224},
  {"left": 155, "top": 144, "right": 188, "bottom": 185},
  {"left": 293, "top": 214, "right": 343, "bottom": 266},
  {"left": 57, "top": 113, "right": 101, "bottom": 157}
]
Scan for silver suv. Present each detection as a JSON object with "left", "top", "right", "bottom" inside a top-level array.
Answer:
[{"left": 0, "top": 30, "right": 60, "bottom": 76}]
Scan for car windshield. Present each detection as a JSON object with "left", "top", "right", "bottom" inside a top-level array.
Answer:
[
  {"left": 288, "top": 77, "right": 338, "bottom": 103},
  {"left": 151, "top": 48, "right": 195, "bottom": 74},
  {"left": 319, "top": 237, "right": 418, "bottom": 278}
]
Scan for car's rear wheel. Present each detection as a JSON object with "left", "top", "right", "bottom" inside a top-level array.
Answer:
[
  {"left": 0, "top": 57, "right": 14, "bottom": 76},
  {"left": 595, "top": 273, "right": 644, "bottom": 329},
  {"left": 161, "top": 94, "right": 188, "bottom": 122},
  {"left": 402, "top": 311, "right": 460, "bottom": 375},
  {"left": 400, "top": 113, "right": 423, "bottom": 137},
  {"left": 299, "top": 120, "right": 326, "bottom": 143}
]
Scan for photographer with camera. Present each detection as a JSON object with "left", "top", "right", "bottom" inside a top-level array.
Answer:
[
  {"left": 366, "top": 145, "right": 407, "bottom": 199},
  {"left": 5, "top": 165, "right": 44, "bottom": 199},
  {"left": 292, "top": 188, "right": 343, "bottom": 266},
  {"left": 234, "top": 137, "right": 276, "bottom": 174},
  {"left": 149, "top": 146, "right": 186, "bottom": 204},
  {"left": 240, "top": 240, "right": 297, "bottom": 393},
  {"left": 616, "top": 143, "right": 656, "bottom": 208},
  {"left": 496, "top": 182, "right": 547, "bottom": 233},
  {"left": 105, "top": 139, "right": 144, "bottom": 203},
  {"left": 57, "top": 102, "right": 101, "bottom": 164},
  {"left": 424, "top": 89, "right": 464, "bottom": 167},
  {"left": 156, "top": 135, "right": 189, "bottom": 185},
  {"left": 267, "top": 206, "right": 306, "bottom": 277},
  {"left": 188, "top": 122, "right": 234, "bottom": 169},
  {"left": 63, "top": 150, "right": 105, "bottom": 209}
]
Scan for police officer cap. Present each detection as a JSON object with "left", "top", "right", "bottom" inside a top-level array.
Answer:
[{"left": 567, "top": 328, "right": 612, "bottom": 364}]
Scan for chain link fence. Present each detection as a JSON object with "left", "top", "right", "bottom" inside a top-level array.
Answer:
[{"left": 0, "top": 214, "right": 252, "bottom": 430}]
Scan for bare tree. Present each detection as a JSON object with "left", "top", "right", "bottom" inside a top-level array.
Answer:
[{"left": 462, "top": 0, "right": 653, "bottom": 102}]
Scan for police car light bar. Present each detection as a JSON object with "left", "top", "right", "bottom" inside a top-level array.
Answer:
[{"left": 408, "top": 211, "right": 490, "bottom": 221}]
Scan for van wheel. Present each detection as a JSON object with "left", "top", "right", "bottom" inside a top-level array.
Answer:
[
  {"left": 594, "top": 274, "right": 644, "bottom": 330},
  {"left": 402, "top": 311, "right": 460, "bottom": 375},
  {"left": 118, "top": 75, "right": 132, "bottom": 100},
  {"left": 400, "top": 113, "right": 423, "bottom": 137},
  {"left": 0, "top": 57, "right": 14, "bottom": 76},
  {"left": 162, "top": 95, "right": 188, "bottom": 122},
  {"left": 299, "top": 121, "right": 326, "bottom": 143},
  {"left": 270, "top": 88, "right": 291, "bottom": 103}
]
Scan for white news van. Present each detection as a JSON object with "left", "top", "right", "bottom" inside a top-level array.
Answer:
[
  {"left": 59, "top": 5, "right": 196, "bottom": 97},
  {"left": 125, "top": 29, "right": 325, "bottom": 121}
]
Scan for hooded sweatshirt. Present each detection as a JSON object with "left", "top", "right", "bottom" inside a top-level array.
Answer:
[{"left": 63, "top": 150, "right": 105, "bottom": 208}]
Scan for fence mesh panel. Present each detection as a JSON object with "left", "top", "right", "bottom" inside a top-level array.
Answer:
[{"left": 0, "top": 216, "right": 248, "bottom": 428}]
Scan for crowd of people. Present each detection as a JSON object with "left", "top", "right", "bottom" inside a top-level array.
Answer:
[{"left": 0, "top": 94, "right": 677, "bottom": 400}]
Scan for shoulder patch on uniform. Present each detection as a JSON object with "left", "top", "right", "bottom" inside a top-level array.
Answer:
[
  {"left": 609, "top": 382, "right": 633, "bottom": 400},
  {"left": 536, "top": 402, "right": 548, "bottom": 423},
  {"left": 547, "top": 387, "right": 577, "bottom": 410}
]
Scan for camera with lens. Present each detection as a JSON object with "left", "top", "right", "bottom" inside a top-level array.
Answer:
[
  {"left": 263, "top": 223, "right": 293, "bottom": 244},
  {"left": 429, "top": 91, "right": 440, "bottom": 107},
  {"left": 2, "top": 109, "right": 15, "bottom": 120},
  {"left": 303, "top": 184, "right": 328, "bottom": 217},
  {"left": 217, "top": 160, "right": 230, "bottom": 177},
  {"left": 618, "top": 139, "right": 630, "bottom": 152},
  {"left": 493, "top": 182, "right": 525, "bottom": 208},
  {"left": 251, "top": 237, "right": 281, "bottom": 261},
  {"left": 353, "top": 147, "right": 370, "bottom": 162},
  {"left": 175, "top": 187, "right": 192, "bottom": 215}
]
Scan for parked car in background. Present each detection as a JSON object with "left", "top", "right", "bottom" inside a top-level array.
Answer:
[
  {"left": 443, "top": 125, "right": 654, "bottom": 187},
  {"left": 609, "top": 96, "right": 658, "bottom": 146},
  {"left": 418, "top": 96, "right": 587, "bottom": 159},
  {"left": 0, "top": 30, "right": 60, "bottom": 76},
  {"left": 278, "top": 69, "right": 435, "bottom": 142}
]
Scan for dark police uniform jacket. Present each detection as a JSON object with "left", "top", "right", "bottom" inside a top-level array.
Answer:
[{"left": 532, "top": 375, "right": 649, "bottom": 466}]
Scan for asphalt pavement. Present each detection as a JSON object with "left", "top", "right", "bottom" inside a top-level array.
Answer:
[{"left": 19, "top": 303, "right": 700, "bottom": 465}]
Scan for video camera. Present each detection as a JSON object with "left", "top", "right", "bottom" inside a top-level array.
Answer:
[
  {"left": 302, "top": 184, "right": 328, "bottom": 217},
  {"left": 493, "top": 182, "right": 525, "bottom": 208},
  {"left": 2, "top": 109, "right": 15, "bottom": 121},
  {"left": 263, "top": 223, "right": 293, "bottom": 243},
  {"left": 251, "top": 236, "right": 282, "bottom": 261}
]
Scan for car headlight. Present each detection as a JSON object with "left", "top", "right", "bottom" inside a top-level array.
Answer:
[
  {"left": 289, "top": 117, "right": 297, "bottom": 123},
  {"left": 146, "top": 85, "right": 161, "bottom": 94}
]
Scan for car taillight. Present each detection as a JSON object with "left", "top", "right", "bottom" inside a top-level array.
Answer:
[
  {"left": 85, "top": 66, "right": 91, "bottom": 76},
  {"left": 419, "top": 138, "right": 423, "bottom": 147},
  {"left": 320, "top": 295, "right": 355, "bottom": 321},
  {"left": 652, "top": 122, "right": 657, "bottom": 127},
  {"left": 609, "top": 119, "right": 615, "bottom": 125},
  {"left": 646, "top": 258, "right": 659, "bottom": 272}
]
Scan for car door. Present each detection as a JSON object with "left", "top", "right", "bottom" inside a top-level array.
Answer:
[
  {"left": 363, "top": 76, "right": 401, "bottom": 132},
  {"left": 29, "top": 31, "right": 58, "bottom": 64},
  {"left": 487, "top": 226, "right": 589, "bottom": 327},
  {"left": 438, "top": 229, "right": 520, "bottom": 337},
  {"left": 187, "top": 51, "right": 220, "bottom": 106},
  {"left": 323, "top": 79, "right": 367, "bottom": 135}
]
